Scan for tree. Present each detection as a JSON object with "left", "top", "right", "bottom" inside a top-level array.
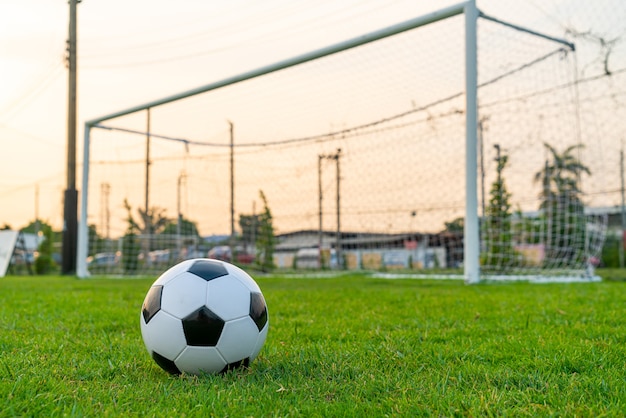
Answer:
[
  {"left": 443, "top": 217, "right": 464, "bottom": 233},
  {"left": 482, "top": 147, "right": 516, "bottom": 269},
  {"left": 34, "top": 226, "right": 55, "bottom": 274},
  {"left": 21, "top": 219, "right": 61, "bottom": 274},
  {"left": 22, "top": 219, "right": 61, "bottom": 243},
  {"left": 440, "top": 217, "right": 464, "bottom": 269},
  {"left": 160, "top": 216, "right": 202, "bottom": 259},
  {"left": 534, "top": 143, "right": 590, "bottom": 205},
  {"left": 87, "top": 224, "right": 107, "bottom": 255},
  {"left": 255, "top": 191, "right": 275, "bottom": 272},
  {"left": 121, "top": 200, "right": 141, "bottom": 273},
  {"left": 239, "top": 213, "right": 261, "bottom": 253},
  {"left": 160, "top": 216, "right": 201, "bottom": 248},
  {"left": 122, "top": 200, "right": 170, "bottom": 272},
  {"left": 124, "top": 199, "right": 170, "bottom": 241},
  {"left": 533, "top": 143, "right": 590, "bottom": 266},
  {"left": 161, "top": 216, "right": 200, "bottom": 238}
]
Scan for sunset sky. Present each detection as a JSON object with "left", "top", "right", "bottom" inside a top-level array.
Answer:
[{"left": 0, "top": 0, "right": 624, "bottom": 235}]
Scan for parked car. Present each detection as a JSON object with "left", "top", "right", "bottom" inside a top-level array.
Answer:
[
  {"left": 207, "top": 246, "right": 255, "bottom": 264},
  {"left": 235, "top": 252, "right": 255, "bottom": 265},
  {"left": 207, "top": 245, "right": 231, "bottom": 262},
  {"left": 148, "top": 249, "right": 172, "bottom": 265},
  {"left": 87, "top": 252, "right": 120, "bottom": 268}
]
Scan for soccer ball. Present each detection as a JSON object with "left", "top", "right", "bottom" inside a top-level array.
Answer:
[{"left": 140, "top": 258, "right": 269, "bottom": 375}]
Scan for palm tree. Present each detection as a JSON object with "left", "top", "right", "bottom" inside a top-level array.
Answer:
[
  {"left": 123, "top": 199, "right": 169, "bottom": 240},
  {"left": 533, "top": 143, "right": 590, "bottom": 267},
  {"left": 534, "top": 142, "right": 590, "bottom": 206}
]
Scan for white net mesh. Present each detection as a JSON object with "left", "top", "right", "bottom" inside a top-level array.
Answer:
[
  {"left": 83, "top": 11, "right": 608, "bottom": 278},
  {"left": 476, "top": 17, "right": 607, "bottom": 278}
]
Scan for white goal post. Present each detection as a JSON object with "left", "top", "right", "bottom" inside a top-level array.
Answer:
[
  {"left": 77, "top": 1, "right": 602, "bottom": 283},
  {"left": 78, "top": 1, "right": 480, "bottom": 280}
]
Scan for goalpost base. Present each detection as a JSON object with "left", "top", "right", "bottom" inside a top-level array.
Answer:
[{"left": 372, "top": 272, "right": 602, "bottom": 283}]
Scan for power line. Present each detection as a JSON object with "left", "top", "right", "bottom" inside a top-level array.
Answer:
[
  {"left": 94, "top": 48, "right": 600, "bottom": 150},
  {"left": 0, "top": 124, "right": 61, "bottom": 147},
  {"left": 481, "top": 66, "right": 626, "bottom": 109},
  {"left": 80, "top": 0, "right": 419, "bottom": 69},
  {"left": 0, "top": 171, "right": 65, "bottom": 197},
  {"left": 0, "top": 64, "right": 64, "bottom": 122}
]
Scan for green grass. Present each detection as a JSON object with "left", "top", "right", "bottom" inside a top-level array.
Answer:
[{"left": 1, "top": 273, "right": 626, "bottom": 416}]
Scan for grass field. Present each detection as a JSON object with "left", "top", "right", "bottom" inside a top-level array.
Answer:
[{"left": 1, "top": 272, "right": 626, "bottom": 416}]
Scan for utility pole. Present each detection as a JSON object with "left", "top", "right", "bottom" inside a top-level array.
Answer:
[
  {"left": 318, "top": 155, "right": 323, "bottom": 266},
  {"left": 62, "top": 0, "right": 80, "bottom": 274},
  {"left": 478, "top": 117, "right": 488, "bottom": 219},
  {"left": 143, "top": 108, "right": 151, "bottom": 262},
  {"left": 619, "top": 148, "right": 626, "bottom": 268},
  {"left": 251, "top": 200, "right": 257, "bottom": 255},
  {"left": 100, "top": 183, "right": 111, "bottom": 240},
  {"left": 177, "top": 172, "right": 186, "bottom": 258},
  {"left": 544, "top": 159, "right": 551, "bottom": 251},
  {"left": 335, "top": 148, "right": 342, "bottom": 269},
  {"left": 229, "top": 121, "right": 235, "bottom": 256},
  {"left": 35, "top": 184, "right": 40, "bottom": 237},
  {"left": 318, "top": 149, "right": 342, "bottom": 268},
  {"left": 145, "top": 108, "right": 151, "bottom": 217}
]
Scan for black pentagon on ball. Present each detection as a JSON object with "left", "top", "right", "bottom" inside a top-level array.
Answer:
[
  {"left": 188, "top": 259, "right": 229, "bottom": 281},
  {"left": 249, "top": 292, "right": 268, "bottom": 331},
  {"left": 142, "top": 285, "right": 163, "bottom": 324},
  {"left": 182, "top": 306, "right": 225, "bottom": 346},
  {"left": 152, "top": 351, "right": 181, "bottom": 375}
]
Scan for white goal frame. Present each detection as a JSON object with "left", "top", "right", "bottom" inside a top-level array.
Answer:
[{"left": 76, "top": 0, "right": 573, "bottom": 282}]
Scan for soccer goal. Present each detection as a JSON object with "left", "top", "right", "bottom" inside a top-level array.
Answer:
[{"left": 77, "top": 1, "right": 606, "bottom": 282}]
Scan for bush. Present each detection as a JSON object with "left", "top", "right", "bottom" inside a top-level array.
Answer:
[
  {"left": 601, "top": 235, "right": 621, "bottom": 268},
  {"left": 34, "top": 254, "right": 55, "bottom": 275}
]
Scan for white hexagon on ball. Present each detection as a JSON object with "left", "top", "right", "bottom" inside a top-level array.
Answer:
[
  {"left": 151, "top": 259, "right": 196, "bottom": 287},
  {"left": 160, "top": 272, "right": 208, "bottom": 319},
  {"left": 175, "top": 346, "right": 227, "bottom": 375},
  {"left": 250, "top": 322, "right": 269, "bottom": 361},
  {"left": 206, "top": 276, "right": 251, "bottom": 321},
  {"left": 216, "top": 317, "right": 261, "bottom": 364},
  {"left": 140, "top": 310, "right": 187, "bottom": 361},
  {"left": 224, "top": 263, "right": 262, "bottom": 293}
]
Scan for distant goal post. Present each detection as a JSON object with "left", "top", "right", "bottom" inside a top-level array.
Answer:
[{"left": 76, "top": 1, "right": 604, "bottom": 283}]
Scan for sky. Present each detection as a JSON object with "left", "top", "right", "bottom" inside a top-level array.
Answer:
[{"left": 0, "top": 0, "right": 624, "bottom": 236}]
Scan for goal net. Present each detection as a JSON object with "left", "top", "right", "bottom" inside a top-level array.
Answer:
[
  {"left": 475, "top": 18, "right": 608, "bottom": 281},
  {"left": 77, "top": 3, "right": 606, "bottom": 281}
]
